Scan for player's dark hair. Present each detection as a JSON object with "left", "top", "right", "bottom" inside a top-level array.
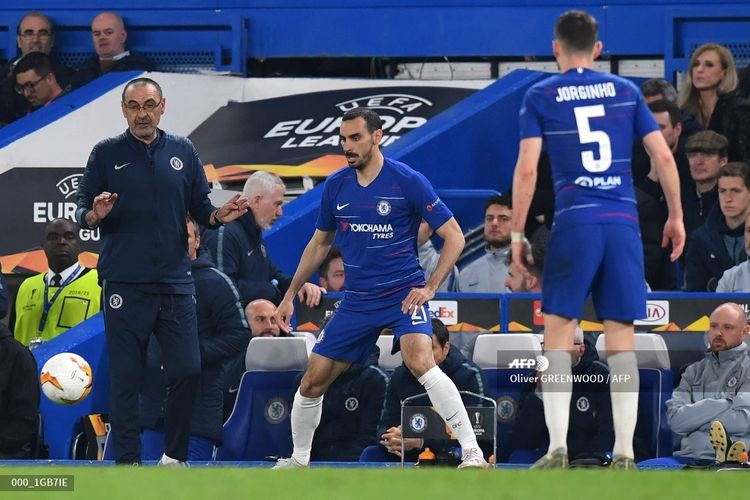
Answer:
[
  {"left": 13, "top": 51, "right": 54, "bottom": 78},
  {"left": 485, "top": 193, "right": 512, "bottom": 214},
  {"left": 342, "top": 108, "right": 383, "bottom": 133},
  {"left": 318, "top": 246, "right": 342, "bottom": 278},
  {"left": 431, "top": 318, "right": 450, "bottom": 348},
  {"left": 554, "top": 10, "right": 598, "bottom": 54},
  {"left": 121, "top": 77, "right": 163, "bottom": 102},
  {"left": 648, "top": 99, "right": 682, "bottom": 128},
  {"left": 718, "top": 162, "right": 750, "bottom": 190}
]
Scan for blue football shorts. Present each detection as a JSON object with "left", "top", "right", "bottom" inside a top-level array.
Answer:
[
  {"left": 541, "top": 223, "right": 646, "bottom": 322},
  {"left": 312, "top": 289, "right": 433, "bottom": 363}
]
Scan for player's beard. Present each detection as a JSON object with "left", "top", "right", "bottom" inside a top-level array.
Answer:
[{"left": 347, "top": 143, "right": 375, "bottom": 170}]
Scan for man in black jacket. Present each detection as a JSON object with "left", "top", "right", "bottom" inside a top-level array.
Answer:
[
  {"left": 140, "top": 217, "right": 248, "bottom": 461},
  {"left": 0, "top": 321, "right": 40, "bottom": 459},
  {"left": 376, "top": 318, "right": 488, "bottom": 462},
  {"left": 202, "top": 170, "right": 324, "bottom": 307}
]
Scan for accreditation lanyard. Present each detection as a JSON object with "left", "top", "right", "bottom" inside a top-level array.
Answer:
[{"left": 38, "top": 265, "right": 81, "bottom": 333}]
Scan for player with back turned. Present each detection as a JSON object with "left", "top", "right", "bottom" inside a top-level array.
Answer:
[
  {"left": 510, "top": 10, "right": 685, "bottom": 469},
  {"left": 272, "top": 107, "right": 488, "bottom": 469}
]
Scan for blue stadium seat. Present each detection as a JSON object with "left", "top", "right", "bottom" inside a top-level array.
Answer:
[
  {"left": 472, "top": 333, "right": 542, "bottom": 462},
  {"left": 596, "top": 333, "right": 674, "bottom": 460},
  {"left": 215, "top": 337, "right": 309, "bottom": 461}
]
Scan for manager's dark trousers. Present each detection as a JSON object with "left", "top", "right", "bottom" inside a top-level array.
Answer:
[{"left": 103, "top": 282, "right": 200, "bottom": 464}]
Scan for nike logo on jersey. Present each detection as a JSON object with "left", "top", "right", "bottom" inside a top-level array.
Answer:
[
  {"left": 247, "top": 250, "right": 254, "bottom": 257},
  {"left": 336, "top": 203, "right": 350, "bottom": 210},
  {"left": 114, "top": 162, "right": 131, "bottom": 170}
]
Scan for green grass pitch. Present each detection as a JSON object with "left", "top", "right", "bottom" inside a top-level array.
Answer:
[{"left": 1, "top": 466, "right": 745, "bottom": 499}]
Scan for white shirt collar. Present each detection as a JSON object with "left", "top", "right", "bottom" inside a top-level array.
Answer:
[
  {"left": 101, "top": 50, "right": 131, "bottom": 62},
  {"left": 47, "top": 262, "right": 82, "bottom": 286}
]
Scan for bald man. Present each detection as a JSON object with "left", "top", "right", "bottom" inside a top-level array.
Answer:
[
  {"left": 72, "top": 11, "right": 154, "bottom": 88},
  {"left": 642, "top": 303, "right": 750, "bottom": 466}
]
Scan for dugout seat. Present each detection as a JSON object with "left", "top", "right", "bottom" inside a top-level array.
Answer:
[
  {"left": 376, "top": 335, "right": 403, "bottom": 371},
  {"left": 473, "top": 333, "right": 542, "bottom": 462},
  {"left": 216, "top": 337, "right": 309, "bottom": 461},
  {"left": 595, "top": 333, "right": 673, "bottom": 460}
]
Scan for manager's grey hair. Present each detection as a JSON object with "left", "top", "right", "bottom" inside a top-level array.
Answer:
[{"left": 242, "top": 171, "right": 285, "bottom": 198}]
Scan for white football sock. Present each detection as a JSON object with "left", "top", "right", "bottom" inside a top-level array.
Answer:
[
  {"left": 608, "top": 351, "right": 639, "bottom": 459},
  {"left": 290, "top": 389, "right": 323, "bottom": 464},
  {"left": 541, "top": 350, "right": 572, "bottom": 454},
  {"left": 418, "top": 366, "right": 479, "bottom": 452}
]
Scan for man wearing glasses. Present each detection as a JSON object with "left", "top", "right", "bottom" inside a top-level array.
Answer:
[
  {"left": 76, "top": 77, "right": 249, "bottom": 466},
  {"left": 1, "top": 11, "right": 73, "bottom": 125},
  {"left": 13, "top": 52, "right": 71, "bottom": 116}
]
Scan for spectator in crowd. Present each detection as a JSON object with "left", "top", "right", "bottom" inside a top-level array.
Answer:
[
  {"left": 504, "top": 231, "right": 546, "bottom": 293},
  {"left": 202, "top": 171, "right": 324, "bottom": 307},
  {"left": 301, "top": 345, "right": 388, "bottom": 462},
  {"left": 457, "top": 194, "right": 512, "bottom": 292},
  {"left": 13, "top": 52, "right": 72, "bottom": 116},
  {"left": 641, "top": 78, "right": 679, "bottom": 104},
  {"left": 417, "top": 220, "right": 458, "bottom": 292},
  {"left": 640, "top": 303, "right": 750, "bottom": 466},
  {"left": 318, "top": 247, "right": 345, "bottom": 292},
  {"left": 140, "top": 217, "right": 248, "bottom": 461},
  {"left": 684, "top": 162, "right": 750, "bottom": 291},
  {"left": 504, "top": 328, "right": 614, "bottom": 464},
  {"left": 222, "top": 298, "right": 289, "bottom": 420},
  {"left": 0, "top": 263, "right": 8, "bottom": 321},
  {"left": 681, "top": 131, "right": 728, "bottom": 236},
  {"left": 716, "top": 211, "right": 750, "bottom": 292},
  {"left": 72, "top": 12, "right": 155, "bottom": 89},
  {"left": 0, "top": 318, "right": 40, "bottom": 459},
  {"left": 372, "top": 318, "right": 488, "bottom": 463},
  {"left": 1, "top": 11, "right": 73, "bottom": 125},
  {"left": 678, "top": 43, "right": 750, "bottom": 163},
  {"left": 12, "top": 218, "right": 100, "bottom": 347},
  {"left": 76, "top": 77, "right": 248, "bottom": 466}
]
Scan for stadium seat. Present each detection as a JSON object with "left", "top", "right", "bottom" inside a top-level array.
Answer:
[
  {"left": 376, "top": 335, "right": 403, "bottom": 371},
  {"left": 473, "top": 333, "right": 542, "bottom": 462},
  {"left": 595, "top": 333, "right": 674, "bottom": 460},
  {"left": 217, "top": 337, "right": 309, "bottom": 461},
  {"left": 291, "top": 331, "right": 317, "bottom": 356}
]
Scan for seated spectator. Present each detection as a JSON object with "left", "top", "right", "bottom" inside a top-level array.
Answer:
[
  {"left": 13, "top": 52, "right": 72, "bottom": 116},
  {"left": 504, "top": 329, "right": 613, "bottom": 464},
  {"left": 300, "top": 346, "right": 388, "bottom": 461},
  {"left": 684, "top": 162, "right": 750, "bottom": 291},
  {"left": 640, "top": 303, "right": 750, "bottom": 466},
  {"left": 12, "top": 218, "right": 101, "bottom": 347},
  {"left": 372, "top": 318, "right": 488, "bottom": 462},
  {"left": 716, "top": 211, "right": 750, "bottom": 292},
  {"left": 319, "top": 246, "right": 345, "bottom": 292},
  {"left": 417, "top": 220, "right": 458, "bottom": 292},
  {"left": 140, "top": 217, "right": 248, "bottom": 461},
  {"left": 682, "top": 131, "right": 728, "bottom": 236},
  {"left": 71, "top": 12, "right": 155, "bottom": 89},
  {"left": 0, "top": 263, "right": 7, "bottom": 320},
  {"left": 641, "top": 78, "right": 678, "bottom": 104},
  {"left": 222, "top": 298, "right": 289, "bottom": 420},
  {"left": 457, "top": 194, "right": 511, "bottom": 292},
  {"left": 0, "top": 319, "right": 40, "bottom": 459},
  {"left": 202, "top": 171, "right": 324, "bottom": 307},
  {"left": 1, "top": 11, "right": 73, "bottom": 126},
  {"left": 678, "top": 43, "right": 750, "bottom": 163}
]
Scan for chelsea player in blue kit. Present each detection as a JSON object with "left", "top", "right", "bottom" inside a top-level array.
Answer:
[
  {"left": 273, "top": 108, "right": 488, "bottom": 468},
  {"left": 510, "top": 11, "right": 685, "bottom": 469}
]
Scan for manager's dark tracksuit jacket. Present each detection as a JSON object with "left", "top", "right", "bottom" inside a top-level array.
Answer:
[
  {"left": 377, "top": 348, "right": 488, "bottom": 462},
  {"left": 202, "top": 210, "right": 291, "bottom": 306},
  {"left": 76, "top": 128, "right": 218, "bottom": 463},
  {"left": 140, "top": 254, "right": 249, "bottom": 448}
]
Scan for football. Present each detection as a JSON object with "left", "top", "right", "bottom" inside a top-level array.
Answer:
[{"left": 40, "top": 353, "right": 93, "bottom": 405}]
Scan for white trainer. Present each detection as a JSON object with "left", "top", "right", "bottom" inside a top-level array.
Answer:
[
  {"left": 157, "top": 457, "right": 189, "bottom": 468},
  {"left": 457, "top": 448, "right": 489, "bottom": 469},
  {"left": 272, "top": 456, "right": 309, "bottom": 469}
]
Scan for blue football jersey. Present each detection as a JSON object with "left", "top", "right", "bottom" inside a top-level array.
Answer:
[
  {"left": 316, "top": 158, "right": 452, "bottom": 301},
  {"left": 519, "top": 67, "right": 659, "bottom": 230}
]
